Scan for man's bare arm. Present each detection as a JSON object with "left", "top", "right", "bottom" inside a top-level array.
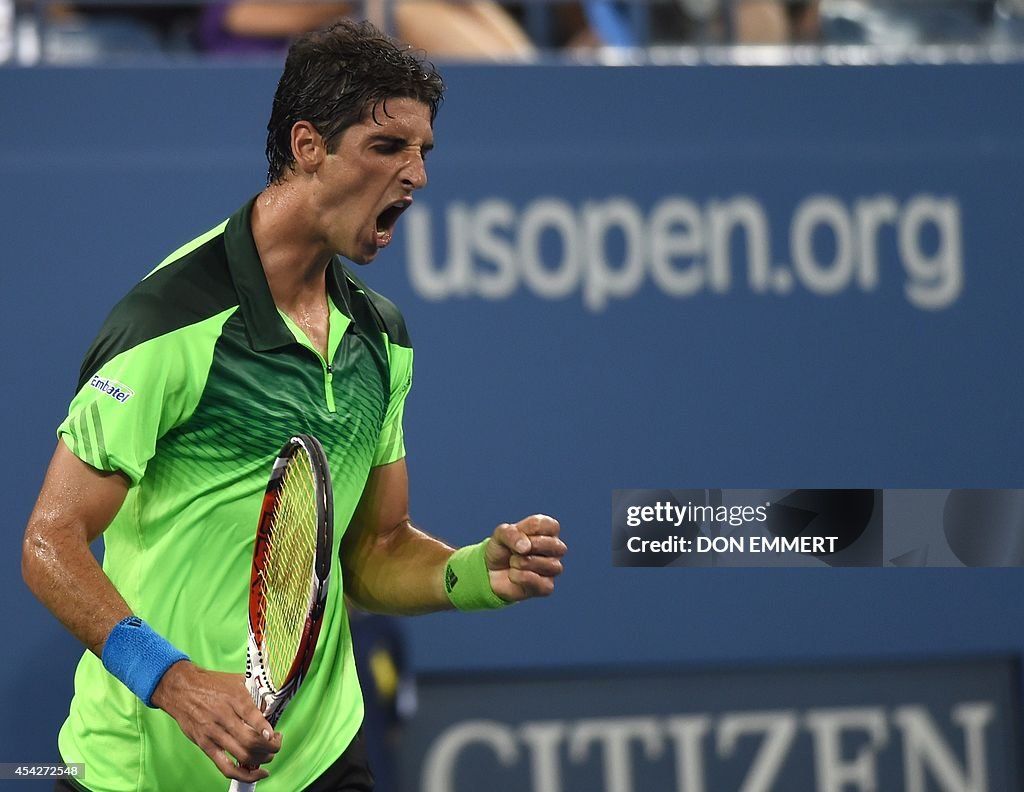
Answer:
[
  {"left": 342, "top": 458, "right": 565, "bottom": 615},
  {"left": 22, "top": 440, "right": 281, "bottom": 782},
  {"left": 22, "top": 440, "right": 132, "bottom": 652},
  {"left": 341, "top": 458, "right": 454, "bottom": 614}
]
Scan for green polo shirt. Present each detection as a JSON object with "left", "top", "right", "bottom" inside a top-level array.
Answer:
[{"left": 56, "top": 197, "right": 413, "bottom": 792}]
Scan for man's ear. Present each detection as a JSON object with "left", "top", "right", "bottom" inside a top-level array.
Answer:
[{"left": 290, "top": 121, "right": 325, "bottom": 174}]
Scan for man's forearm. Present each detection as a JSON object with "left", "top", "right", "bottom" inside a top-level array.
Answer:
[
  {"left": 343, "top": 519, "right": 456, "bottom": 615},
  {"left": 22, "top": 518, "right": 132, "bottom": 656},
  {"left": 22, "top": 444, "right": 134, "bottom": 656}
]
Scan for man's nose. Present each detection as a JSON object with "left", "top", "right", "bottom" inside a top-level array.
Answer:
[{"left": 402, "top": 154, "right": 427, "bottom": 190}]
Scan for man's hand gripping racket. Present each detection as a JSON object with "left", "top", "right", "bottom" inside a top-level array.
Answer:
[{"left": 229, "top": 434, "right": 333, "bottom": 792}]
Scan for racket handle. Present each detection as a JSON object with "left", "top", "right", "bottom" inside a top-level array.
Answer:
[{"left": 228, "top": 780, "right": 256, "bottom": 792}]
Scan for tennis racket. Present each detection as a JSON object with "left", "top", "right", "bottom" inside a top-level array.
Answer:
[{"left": 229, "top": 434, "right": 334, "bottom": 792}]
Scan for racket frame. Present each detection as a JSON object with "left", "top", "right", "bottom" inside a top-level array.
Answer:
[{"left": 244, "top": 434, "right": 333, "bottom": 726}]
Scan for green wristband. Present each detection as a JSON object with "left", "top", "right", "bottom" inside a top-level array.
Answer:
[{"left": 444, "top": 539, "right": 510, "bottom": 611}]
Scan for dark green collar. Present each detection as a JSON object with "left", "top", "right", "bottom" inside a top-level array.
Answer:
[{"left": 224, "top": 196, "right": 356, "bottom": 352}]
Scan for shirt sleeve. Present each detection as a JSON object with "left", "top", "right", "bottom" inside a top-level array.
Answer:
[
  {"left": 58, "top": 324, "right": 219, "bottom": 485},
  {"left": 372, "top": 343, "right": 412, "bottom": 467}
]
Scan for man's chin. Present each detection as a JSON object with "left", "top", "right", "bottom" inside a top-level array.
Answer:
[{"left": 341, "top": 248, "right": 378, "bottom": 266}]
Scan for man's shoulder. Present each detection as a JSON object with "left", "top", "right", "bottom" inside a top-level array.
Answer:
[
  {"left": 79, "top": 226, "right": 239, "bottom": 388},
  {"left": 109, "top": 226, "right": 238, "bottom": 342}
]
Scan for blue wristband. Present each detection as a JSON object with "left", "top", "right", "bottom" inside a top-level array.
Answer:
[{"left": 101, "top": 616, "right": 189, "bottom": 707}]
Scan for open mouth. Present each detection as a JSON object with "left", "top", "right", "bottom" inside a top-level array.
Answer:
[{"left": 375, "top": 200, "right": 411, "bottom": 248}]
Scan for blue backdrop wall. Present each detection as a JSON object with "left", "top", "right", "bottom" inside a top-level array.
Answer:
[{"left": 2, "top": 61, "right": 1023, "bottom": 769}]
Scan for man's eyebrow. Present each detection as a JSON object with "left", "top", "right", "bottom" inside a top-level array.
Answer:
[{"left": 369, "top": 133, "right": 434, "bottom": 151}]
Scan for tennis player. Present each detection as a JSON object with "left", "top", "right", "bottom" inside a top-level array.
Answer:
[{"left": 22, "top": 20, "right": 565, "bottom": 792}]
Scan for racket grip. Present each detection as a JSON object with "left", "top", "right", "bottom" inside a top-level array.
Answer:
[{"left": 228, "top": 780, "right": 256, "bottom": 792}]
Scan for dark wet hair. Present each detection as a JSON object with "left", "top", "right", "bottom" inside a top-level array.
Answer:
[{"left": 265, "top": 19, "right": 445, "bottom": 184}]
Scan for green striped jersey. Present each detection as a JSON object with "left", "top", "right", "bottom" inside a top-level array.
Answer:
[{"left": 56, "top": 197, "right": 413, "bottom": 792}]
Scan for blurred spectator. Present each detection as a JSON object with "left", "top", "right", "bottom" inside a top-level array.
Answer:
[
  {"left": 994, "top": 0, "right": 1024, "bottom": 41},
  {"left": 501, "top": 0, "right": 606, "bottom": 49},
  {"left": 73, "top": 3, "right": 198, "bottom": 43},
  {"left": 819, "top": 0, "right": 995, "bottom": 44},
  {"left": 23, "top": 0, "right": 1015, "bottom": 63},
  {"left": 731, "top": 0, "right": 820, "bottom": 42},
  {"left": 577, "top": 0, "right": 999, "bottom": 47},
  {"left": 551, "top": 2, "right": 606, "bottom": 47},
  {"left": 573, "top": 0, "right": 818, "bottom": 47},
  {"left": 575, "top": 0, "right": 716, "bottom": 46},
  {"left": 392, "top": 0, "right": 534, "bottom": 57},
  {"left": 40, "top": 0, "right": 199, "bottom": 57},
  {"left": 199, "top": 0, "right": 534, "bottom": 60}
]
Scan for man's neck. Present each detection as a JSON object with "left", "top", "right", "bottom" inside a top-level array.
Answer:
[{"left": 251, "top": 184, "right": 333, "bottom": 358}]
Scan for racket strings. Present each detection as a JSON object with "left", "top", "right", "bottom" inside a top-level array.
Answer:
[{"left": 258, "top": 452, "right": 319, "bottom": 688}]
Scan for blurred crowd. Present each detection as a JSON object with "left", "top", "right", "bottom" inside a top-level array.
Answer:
[{"left": 1, "top": 0, "right": 1022, "bottom": 64}]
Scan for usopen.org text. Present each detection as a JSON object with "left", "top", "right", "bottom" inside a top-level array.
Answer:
[{"left": 404, "top": 192, "right": 962, "bottom": 311}]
